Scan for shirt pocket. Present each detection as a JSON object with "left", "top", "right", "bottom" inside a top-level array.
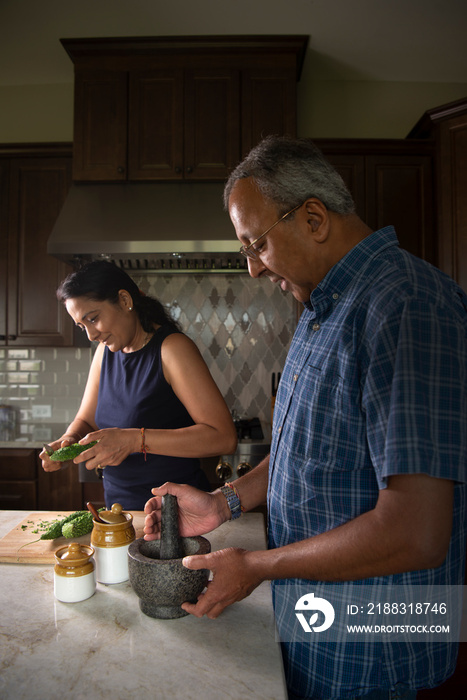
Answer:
[{"left": 282, "top": 360, "right": 345, "bottom": 469}]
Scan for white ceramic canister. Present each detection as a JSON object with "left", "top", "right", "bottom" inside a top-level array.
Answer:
[
  {"left": 54, "top": 542, "right": 96, "bottom": 603},
  {"left": 91, "top": 505, "right": 136, "bottom": 584}
]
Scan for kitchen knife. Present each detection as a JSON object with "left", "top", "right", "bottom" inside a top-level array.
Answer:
[{"left": 43, "top": 443, "right": 54, "bottom": 456}]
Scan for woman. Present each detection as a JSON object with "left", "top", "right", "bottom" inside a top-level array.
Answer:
[{"left": 40, "top": 260, "right": 237, "bottom": 509}]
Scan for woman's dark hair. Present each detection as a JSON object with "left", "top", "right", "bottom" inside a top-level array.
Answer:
[{"left": 57, "top": 260, "right": 179, "bottom": 333}]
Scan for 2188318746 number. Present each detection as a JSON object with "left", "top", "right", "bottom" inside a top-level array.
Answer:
[{"left": 366, "top": 602, "right": 447, "bottom": 615}]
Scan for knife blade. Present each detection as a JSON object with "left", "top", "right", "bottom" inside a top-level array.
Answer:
[{"left": 43, "top": 443, "right": 54, "bottom": 456}]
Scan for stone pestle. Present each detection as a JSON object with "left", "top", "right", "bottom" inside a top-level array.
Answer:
[{"left": 160, "top": 494, "right": 184, "bottom": 560}]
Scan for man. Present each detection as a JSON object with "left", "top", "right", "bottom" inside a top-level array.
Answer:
[{"left": 144, "top": 136, "right": 466, "bottom": 699}]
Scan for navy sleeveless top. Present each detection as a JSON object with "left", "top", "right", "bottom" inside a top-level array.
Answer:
[{"left": 95, "top": 325, "right": 210, "bottom": 509}]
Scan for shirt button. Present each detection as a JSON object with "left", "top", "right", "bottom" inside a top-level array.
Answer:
[
  {"left": 312, "top": 323, "right": 320, "bottom": 331},
  {"left": 332, "top": 293, "right": 339, "bottom": 300},
  {"left": 277, "top": 426, "right": 282, "bottom": 434},
  {"left": 293, "top": 374, "right": 298, "bottom": 382}
]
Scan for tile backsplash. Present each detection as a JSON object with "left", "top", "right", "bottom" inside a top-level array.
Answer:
[
  {"left": 0, "top": 346, "right": 93, "bottom": 442},
  {"left": 0, "top": 273, "right": 296, "bottom": 442}
]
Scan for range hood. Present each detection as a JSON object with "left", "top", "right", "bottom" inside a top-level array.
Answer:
[{"left": 48, "top": 182, "right": 248, "bottom": 273}]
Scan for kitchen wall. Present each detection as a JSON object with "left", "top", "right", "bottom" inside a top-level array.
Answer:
[
  {"left": 2, "top": 79, "right": 467, "bottom": 143},
  {"left": 1, "top": 2, "right": 467, "bottom": 142},
  {"left": 0, "top": 346, "right": 92, "bottom": 443},
  {"left": 0, "top": 273, "right": 296, "bottom": 443}
]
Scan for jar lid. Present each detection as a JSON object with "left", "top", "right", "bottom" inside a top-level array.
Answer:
[
  {"left": 55, "top": 542, "right": 94, "bottom": 565},
  {"left": 99, "top": 503, "right": 127, "bottom": 524}
]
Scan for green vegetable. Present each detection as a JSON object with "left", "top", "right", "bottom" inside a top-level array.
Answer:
[
  {"left": 18, "top": 508, "right": 105, "bottom": 554},
  {"left": 61, "top": 512, "right": 94, "bottom": 539},
  {"left": 39, "top": 511, "right": 88, "bottom": 540},
  {"left": 40, "top": 520, "right": 63, "bottom": 540},
  {"left": 49, "top": 441, "right": 98, "bottom": 462}
]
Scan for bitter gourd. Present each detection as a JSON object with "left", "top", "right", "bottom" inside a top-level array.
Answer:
[
  {"left": 18, "top": 509, "right": 98, "bottom": 552},
  {"left": 61, "top": 512, "right": 94, "bottom": 539},
  {"left": 49, "top": 441, "right": 98, "bottom": 462},
  {"left": 40, "top": 510, "right": 88, "bottom": 540}
]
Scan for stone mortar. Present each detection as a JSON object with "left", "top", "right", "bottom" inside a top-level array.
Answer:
[{"left": 128, "top": 536, "right": 211, "bottom": 619}]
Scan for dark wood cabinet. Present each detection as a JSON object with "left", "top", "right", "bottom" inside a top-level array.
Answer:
[
  {"left": 316, "top": 139, "right": 436, "bottom": 266},
  {"left": 128, "top": 68, "right": 183, "bottom": 180},
  {"left": 0, "top": 448, "right": 83, "bottom": 511},
  {"left": 409, "top": 97, "right": 467, "bottom": 291},
  {"left": 182, "top": 67, "right": 241, "bottom": 180},
  {"left": 0, "top": 159, "right": 9, "bottom": 343},
  {"left": 73, "top": 65, "right": 241, "bottom": 181},
  {"left": 62, "top": 36, "right": 308, "bottom": 183},
  {"left": 365, "top": 153, "right": 435, "bottom": 263},
  {"left": 130, "top": 66, "right": 240, "bottom": 180},
  {"left": 0, "top": 145, "right": 75, "bottom": 346},
  {"left": 241, "top": 66, "right": 297, "bottom": 157},
  {"left": 37, "top": 455, "right": 83, "bottom": 511},
  {"left": 0, "top": 449, "right": 38, "bottom": 509},
  {"left": 73, "top": 70, "right": 128, "bottom": 181},
  {"left": 81, "top": 480, "right": 105, "bottom": 509},
  {"left": 435, "top": 111, "right": 467, "bottom": 291}
]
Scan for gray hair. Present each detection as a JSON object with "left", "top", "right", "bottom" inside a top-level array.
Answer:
[{"left": 224, "top": 135, "right": 355, "bottom": 216}]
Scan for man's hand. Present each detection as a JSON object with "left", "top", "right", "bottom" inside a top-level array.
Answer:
[
  {"left": 143, "top": 482, "right": 230, "bottom": 541},
  {"left": 181, "top": 547, "right": 264, "bottom": 618}
]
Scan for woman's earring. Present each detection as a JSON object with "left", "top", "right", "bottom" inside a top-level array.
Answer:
[{"left": 128, "top": 306, "right": 133, "bottom": 311}]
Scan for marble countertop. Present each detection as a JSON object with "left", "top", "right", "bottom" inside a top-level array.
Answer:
[{"left": 0, "top": 510, "right": 286, "bottom": 700}]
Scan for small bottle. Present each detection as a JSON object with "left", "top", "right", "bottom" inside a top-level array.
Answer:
[
  {"left": 90, "top": 504, "right": 136, "bottom": 584},
  {"left": 54, "top": 543, "right": 96, "bottom": 603}
]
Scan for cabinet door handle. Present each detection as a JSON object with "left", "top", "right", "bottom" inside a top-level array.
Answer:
[
  {"left": 8, "top": 335, "right": 17, "bottom": 341},
  {"left": 117, "top": 166, "right": 125, "bottom": 174},
  {"left": 186, "top": 166, "right": 193, "bottom": 174},
  {"left": 175, "top": 166, "right": 182, "bottom": 174}
]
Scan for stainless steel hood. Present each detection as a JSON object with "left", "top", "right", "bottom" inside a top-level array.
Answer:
[{"left": 48, "top": 182, "right": 248, "bottom": 273}]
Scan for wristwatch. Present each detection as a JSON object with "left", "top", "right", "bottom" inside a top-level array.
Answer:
[{"left": 220, "top": 484, "right": 242, "bottom": 520}]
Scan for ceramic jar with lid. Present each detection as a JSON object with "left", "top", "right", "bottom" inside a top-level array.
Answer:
[
  {"left": 91, "top": 504, "right": 136, "bottom": 584},
  {"left": 54, "top": 542, "right": 96, "bottom": 603}
]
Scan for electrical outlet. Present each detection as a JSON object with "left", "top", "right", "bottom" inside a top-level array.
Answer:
[{"left": 32, "top": 405, "right": 52, "bottom": 419}]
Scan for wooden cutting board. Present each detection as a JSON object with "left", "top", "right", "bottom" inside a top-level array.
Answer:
[{"left": 0, "top": 511, "right": 146, "bottom": 564}]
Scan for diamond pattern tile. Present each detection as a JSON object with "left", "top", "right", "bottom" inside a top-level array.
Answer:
[{"left": 136, "top": 273, "right": 296, "bottom": 432}]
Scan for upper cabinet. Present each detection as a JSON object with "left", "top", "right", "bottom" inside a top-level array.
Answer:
[
  {"left": 316, "top": 139, "right": 436, "bottom": 266},
  {"left": 62, "top": 36, "right": 308, "bottom": 182},
  {"left": 0, "top": 145, "right": 75, "bottom": 346},
  {"left": 408, "top": 97, "right": 467, "bottom": 291}
]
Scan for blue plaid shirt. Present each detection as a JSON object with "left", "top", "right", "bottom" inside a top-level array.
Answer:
[{"left": 268, "top": 227, "right": 467, "bottom": 699}]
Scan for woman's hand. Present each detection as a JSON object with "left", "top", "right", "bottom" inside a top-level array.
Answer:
[
  {"left": 39, "top": 435, "right": 77, "bottom": 472},
  {"left": 76, "top": 427, "right": 139, "bottom": 469},
  {"left": 143, "top": 482, "right": 230, "bottom": 541},
  {"left": 182, "top": 547, "right": 263, "bottom": 618}
]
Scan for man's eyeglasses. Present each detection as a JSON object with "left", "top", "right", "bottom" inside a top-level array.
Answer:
[{"left": 239, "top": 202, "right": 304, "bottom": 260}]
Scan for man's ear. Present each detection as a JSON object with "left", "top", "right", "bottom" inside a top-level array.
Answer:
[{"left": 304, "top": 199, "right": 330, "bottom": 241}]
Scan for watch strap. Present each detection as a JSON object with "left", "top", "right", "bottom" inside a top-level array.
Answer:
[{"left": 220, "top": 484, "right": 242, "bottom": 520}]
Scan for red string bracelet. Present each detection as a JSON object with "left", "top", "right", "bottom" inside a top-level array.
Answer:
[{"left": 140, "top": 427, "right": 148, "bottom": 461}]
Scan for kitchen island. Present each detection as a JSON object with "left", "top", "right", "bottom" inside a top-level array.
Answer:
[{"left": 0, "top": 510, "right": 286, "bottom": 700}]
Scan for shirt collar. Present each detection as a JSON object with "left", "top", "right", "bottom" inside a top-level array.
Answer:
[{"left": 305, "top": 226, "right": 399, "bottom": 314}]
